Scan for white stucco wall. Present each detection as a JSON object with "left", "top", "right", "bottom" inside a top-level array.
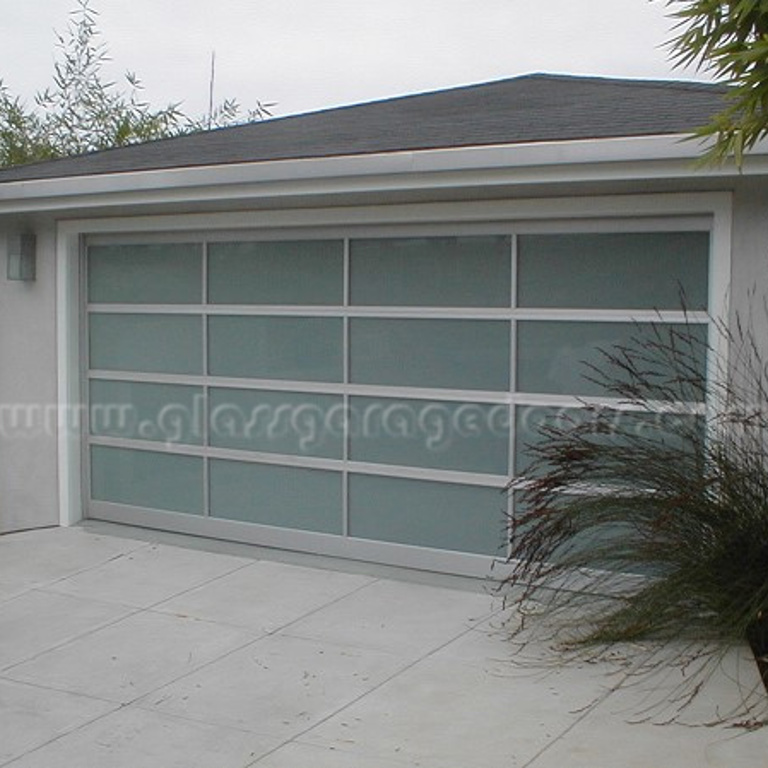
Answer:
[
  {"left": 727, "top": 181, "right": 768, "bottom": 375},
  {"left": 0, "top": 224, "right": 59, "bottom": 532},
  {"left": 0, "top": 170, "right": 764, "bottom": 538},
  {"left": 730, "top": 181, "right": 768, "bottom": 317}
]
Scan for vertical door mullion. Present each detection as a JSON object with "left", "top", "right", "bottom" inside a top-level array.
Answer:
[
  {"left": 202, "top": 240, "right": 211, "bottom": 517},
  {"left": 506, "top": 232, "right": 518, "bottom": 559},
  {"left": 342, "top": 237, "right": 351, "bottom": 537},
  {"left": 80, "top": 237, "right": 93, "bottom": 519}
]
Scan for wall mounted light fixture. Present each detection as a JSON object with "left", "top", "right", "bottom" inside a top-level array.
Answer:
[{"left": 7, "top": 233, "right": 36, "bottom": 281}]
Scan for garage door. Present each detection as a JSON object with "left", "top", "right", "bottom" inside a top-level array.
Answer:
[{"left": 83, "top": 225, "right": 710, "bottom": 573}]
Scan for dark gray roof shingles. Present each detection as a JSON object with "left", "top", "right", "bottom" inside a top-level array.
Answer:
[{"left": 0, "top": 73, "right": 728, "bottom": 183}]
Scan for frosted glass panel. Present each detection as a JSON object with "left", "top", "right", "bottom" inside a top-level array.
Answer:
[
  {"left": 349, "top": 396, "right": 509, "bottom": 474},
  {"left": 348, "top": 474, "right": 505, "bottom": 555},
  {"left": 209, "top": 459, "right": 342, "bottom": 533},
  {"left": 516, "top": 321, "right": 708, "bottom": 397},
  {"left": 208, "top": 316, "right": 343, "bottom": 382},
  {"left": 517, "top": 232, "right": 709, "bottom": 310},
  {"left": 512, "top": 492, "right": 649, "bottom": 572},
  {"left": 350, "top": 319, "right": 510, "bottom": 391},
  {"left": 88, "top": 243, "right": 202, "bottom": 304},
  {"left": 514, "top": 405, "right": 705, "bottom": 474},
  {"left": 90, "top": 380, "right": 203, "bottom": 445},
  {"left": 208, "top": 240, "right": 343, "bottom": 305},
  {"left": 350, "top": 236, "right": 510, "bottom": 307},
  {"left": 89, "top": 314, "right": 202, "bottom": 374},
  {"left": 90, "top": 446, "right": 203, "bottom": 514},
  {"left": 210, "top": 388, "right": 343, "bottom": 458}
]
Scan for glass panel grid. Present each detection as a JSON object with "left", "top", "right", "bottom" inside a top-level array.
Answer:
[
  {"left": 89, "top": 313, "right": 203, "bottom": 375},
  {"left": 350, "top": 235, "right": 511, "bottom": 307},
  {"left": 517, "top": 231, "right": 709, "bottom": 311},
  {"left": 516, "top": 320, "right": 708, "bottom": 399},
  {"left": 350, "top": 318, "right": 511, "bottom": 391},
  {"left": 209, "top": 387, "right": 344, "bottom": 459},
  {"left": 91, "top": 445, "right": 204, "bottom": 515},
  {"left": 348, "top": 473, "right": 507, "bottom": 555},
  {"left": 88, "top": 243, "right": 203, "bottom": 304},
  {"left": 84, "top": 226, "right": 712, "bottom": 561},
  {"left": 208, "top": 315, "right": 343, "bottom": 383},
  {"left": 514, "top": 404, "right": 706, "bottom": 476},
  {"left": 209, "top": 459, "right": 343, "bottom": 533},
  {"left": 90, "top": 379, "right": 204, "bottom": 446},
  {"left": 349, "top": 395, "right": 509, "bottom": 474},
  {"left": 208, "top": 240, "right": 344, "bottom": 306}
]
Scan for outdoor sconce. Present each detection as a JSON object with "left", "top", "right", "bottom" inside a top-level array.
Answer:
[{"left": 7, "top": 233, "right": 36, "bottom": 281}]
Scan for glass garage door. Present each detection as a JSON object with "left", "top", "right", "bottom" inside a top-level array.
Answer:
[{"left": 84, "top": 227, "right": 710, "bottom": 571}]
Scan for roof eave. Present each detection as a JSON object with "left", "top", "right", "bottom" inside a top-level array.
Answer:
[{"left": 0, "top": 132, "right": 760, "bottom": 215}]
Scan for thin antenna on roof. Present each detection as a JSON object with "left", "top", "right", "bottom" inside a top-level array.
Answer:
[{"left": 207, "top": 51, "right": 216, "bottom": 130}]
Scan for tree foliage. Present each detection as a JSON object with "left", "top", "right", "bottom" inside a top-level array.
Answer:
[
  {"left": 667, "top": 0, "right": 768, "bottom": 165},
  {"left": 0, "top": 0, "right": 272, "bottom": 167}
]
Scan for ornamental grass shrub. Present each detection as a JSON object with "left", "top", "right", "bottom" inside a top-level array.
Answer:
[{"left": 503, "top": 312, "right": 768, "bottom": 718}]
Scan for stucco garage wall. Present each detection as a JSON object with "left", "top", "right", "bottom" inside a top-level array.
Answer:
[
  {"left": 0, "top": 224, "right": 58, "bottom": 532},
  {"left": 730, "top": 182, "right": 768, "bottom": 355}
]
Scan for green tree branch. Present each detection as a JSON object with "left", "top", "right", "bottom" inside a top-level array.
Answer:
[
  {"left": 667, "top": 0, "right": 768, "bottom": 165},
  {"left": 0, "top": 0, "right": 272, "bottom": 167}
]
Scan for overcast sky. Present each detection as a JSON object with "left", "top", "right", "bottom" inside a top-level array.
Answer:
[{"left": 1, "top": 1, "right": 709, "bottom": 120}]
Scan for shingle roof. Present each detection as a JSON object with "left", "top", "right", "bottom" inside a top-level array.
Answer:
[{"left": 0, "top": 73, "right": 728, "bottom": 184}]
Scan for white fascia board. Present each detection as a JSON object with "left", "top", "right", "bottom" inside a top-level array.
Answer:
[
  {"left": 0, "top": 132, "right": 760, "bottom": 215},
  {"left": 57, "top": 191, "right": 733, "bottom": 236}
]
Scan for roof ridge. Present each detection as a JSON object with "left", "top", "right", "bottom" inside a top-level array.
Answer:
[
  {"left": 0, "top": 71, "right": 730, "bottom": 183},
  {"left": 289, "top": 71, "right": 727, "bottom": 112},
  {"left": 517, "top": 71, "right": 727, "bottom": 91}
]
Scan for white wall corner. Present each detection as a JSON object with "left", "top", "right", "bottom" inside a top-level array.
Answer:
[{"left": 56, "top": 228, "right": 83, "bottom": 526}]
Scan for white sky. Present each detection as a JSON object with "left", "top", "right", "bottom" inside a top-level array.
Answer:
[{"left": 0, "top": 0, "right": 709, "bottom": 120}]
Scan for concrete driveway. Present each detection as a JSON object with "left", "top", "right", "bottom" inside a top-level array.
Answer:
[{"left": 0, "top": 524, "right": 764, "bottom": 767}]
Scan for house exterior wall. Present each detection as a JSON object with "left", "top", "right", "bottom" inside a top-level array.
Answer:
[
  {"left": 0, "top": 175, "right": 764, "bottom": 570},
  {"left": 41, "top": 191, "right": 726, "bottom": 576},
  {"left": 0, "top": 223, "right": 59, "bottom": 533},
  {"left": 730, "top": 180, "right": 768, "bottom": 357}
]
